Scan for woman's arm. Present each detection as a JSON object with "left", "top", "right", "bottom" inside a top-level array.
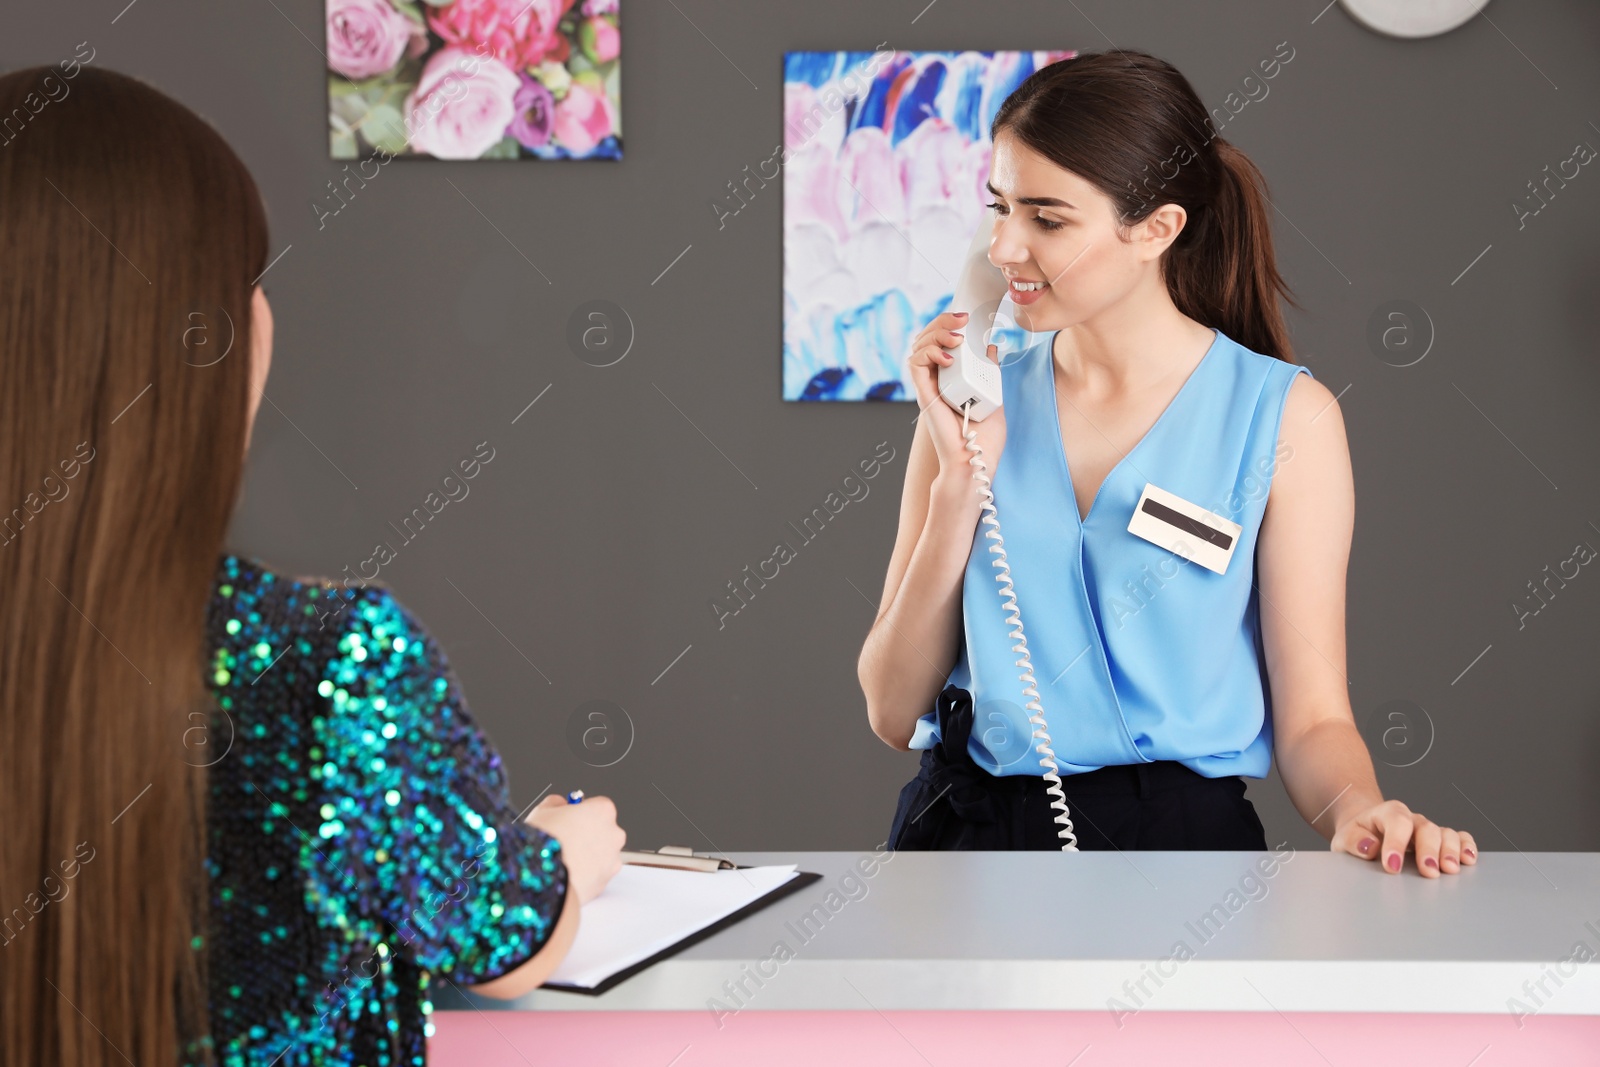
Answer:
[
  {"left": 1255, "top": 374, "right": 1371, "bottom": 829},
  {"left": 1258, "top": 373, "right": 1477, "bottom": 877},
  {"left": 470, "top": 792, "right": 623, "bottom": 998},
  {"left": 467, "top": 884, "right": 579, "bottom": 999},
  {"left": 857, "top": 412, "right": 985, "bottom": 749},
  {"left": 319, "top": 584, "right": 587, "bottom": 982},
  {"left": 860, "top": 321, "right": 1008, "bottom": 748}
]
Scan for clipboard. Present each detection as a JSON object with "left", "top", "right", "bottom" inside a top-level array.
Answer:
[{"left": 542, "top": 861, "right": 823, "bottom": 996}]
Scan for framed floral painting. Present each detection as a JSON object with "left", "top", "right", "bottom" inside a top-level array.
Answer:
[
  {"left": 782, "top": 49, "right": 1073, "bottom": 401},
  {"left": 327, "top": 0, "right": 621, "bottom": 161}
]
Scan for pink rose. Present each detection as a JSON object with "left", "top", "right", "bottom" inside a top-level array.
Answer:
[
  {"left": 403, "top": 47, "right": 521, "bottom": 159},
  {"left": 551, "top": 81, "right": 616, "bottom": 156},
  {"left": 584, "top": 17, "right": 619, "bottom": 63},
  {"left": 428, "top": 0, "right": 578, "bottom": 72},
  {"left": 327, "top": 0, "right": 416, "bottom": 81}
]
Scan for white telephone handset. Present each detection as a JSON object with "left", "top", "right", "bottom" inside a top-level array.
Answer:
[
  {"left": 936, "top": 222, "right": 1009, "bottom": 421},
  {"left": 936, "top": 221, "right": 1080, "bottom": 851}
]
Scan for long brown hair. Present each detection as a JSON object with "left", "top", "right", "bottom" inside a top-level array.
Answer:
[
  {"left": 992, "top": 49, "right": 1303, "bottom": 362},
  {"left": 0, "top": 63, "right": 267, "bottom": 1064}
]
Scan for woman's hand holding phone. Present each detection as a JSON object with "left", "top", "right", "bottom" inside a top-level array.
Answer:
[{"left": 907, "top": 310, "right": 1008, "bottom": 512}]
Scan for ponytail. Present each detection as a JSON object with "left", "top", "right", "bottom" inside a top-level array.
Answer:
[{"left": 1167, "top": 138, "right": 1303, "bottom": 361}]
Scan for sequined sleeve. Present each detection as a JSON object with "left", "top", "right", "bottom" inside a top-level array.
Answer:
[{"left": 310, "top": 582, "right": 569, "bottom": 985}]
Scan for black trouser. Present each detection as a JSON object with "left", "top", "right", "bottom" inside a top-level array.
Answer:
[{"left": 887, "top": 685, "right": 1269, "bottom": 851}]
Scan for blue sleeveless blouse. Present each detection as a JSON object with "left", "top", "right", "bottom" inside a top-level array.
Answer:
[{"left": 908, "top": 327, "right": 1312, "bottom": 780}]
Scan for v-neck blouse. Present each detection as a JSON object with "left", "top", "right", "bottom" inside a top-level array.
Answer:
[{"left": 908, "top": 327, "right": 1313, "bottom": 779}]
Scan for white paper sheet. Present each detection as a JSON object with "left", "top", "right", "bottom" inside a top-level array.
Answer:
[{"left": 545, "top": 863, "right": 801, "bottom": 990}]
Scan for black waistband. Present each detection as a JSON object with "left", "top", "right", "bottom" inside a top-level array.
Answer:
[{"left": 923, "top": 685, "right": 1234, "bottom": 801}]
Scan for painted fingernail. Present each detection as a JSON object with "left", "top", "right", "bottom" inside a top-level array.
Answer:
[
  {"left": 1424, "top": 856, "right": 1438, "bottom": 870},
  {"left": 1463, "top": 848, "right": 1475, "bottom": 859},
  {"left": 1386, "top": 853, "right": 1401, "bottom": 872},
  {"left": 1357, "top": 838, "right": 1374, "bottom": 854}
]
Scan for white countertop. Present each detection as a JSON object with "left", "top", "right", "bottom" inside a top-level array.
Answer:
[{"left": 434, "top": 849, "right": 1600, "bottom": 1014}]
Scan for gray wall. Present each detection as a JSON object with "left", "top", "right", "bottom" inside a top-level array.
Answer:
[{"left": 11, "top": 1, "right": 1599, "bottom": 852}]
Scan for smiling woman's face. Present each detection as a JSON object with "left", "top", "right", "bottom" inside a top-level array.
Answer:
[{"left": 984, "top": 128, "right": 1185, "bottom": 334}]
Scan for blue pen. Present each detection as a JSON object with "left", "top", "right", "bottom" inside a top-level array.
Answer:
[{"left": 565, "top": 789, "right": 585, "bottom": 804}]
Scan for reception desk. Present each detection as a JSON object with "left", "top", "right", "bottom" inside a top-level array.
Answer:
[{"left": 431, "top": 849, "right": 1600, "bottom": 1065}]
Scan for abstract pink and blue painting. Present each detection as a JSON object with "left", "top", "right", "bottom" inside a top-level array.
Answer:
[{"left": 782, "top": 49, "right": 1074, "bottom": 402}]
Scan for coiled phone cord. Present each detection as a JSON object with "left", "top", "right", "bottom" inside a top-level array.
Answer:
[{"left": 960, "top": 400, "right": 1080, "bottom": 851}]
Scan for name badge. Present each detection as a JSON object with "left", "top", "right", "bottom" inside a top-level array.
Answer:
[{"left": 1126, "top": 483, "right": 1241, "bottom": 576}]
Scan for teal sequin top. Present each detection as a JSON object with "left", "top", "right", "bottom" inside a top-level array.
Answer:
[{"left": 194, "top": 554, "right": 567, "bottom": 1066}]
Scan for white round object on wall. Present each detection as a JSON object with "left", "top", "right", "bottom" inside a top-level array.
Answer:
[{"left": 1340, "top": 0, "right": 1489, "bottom": 38}]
